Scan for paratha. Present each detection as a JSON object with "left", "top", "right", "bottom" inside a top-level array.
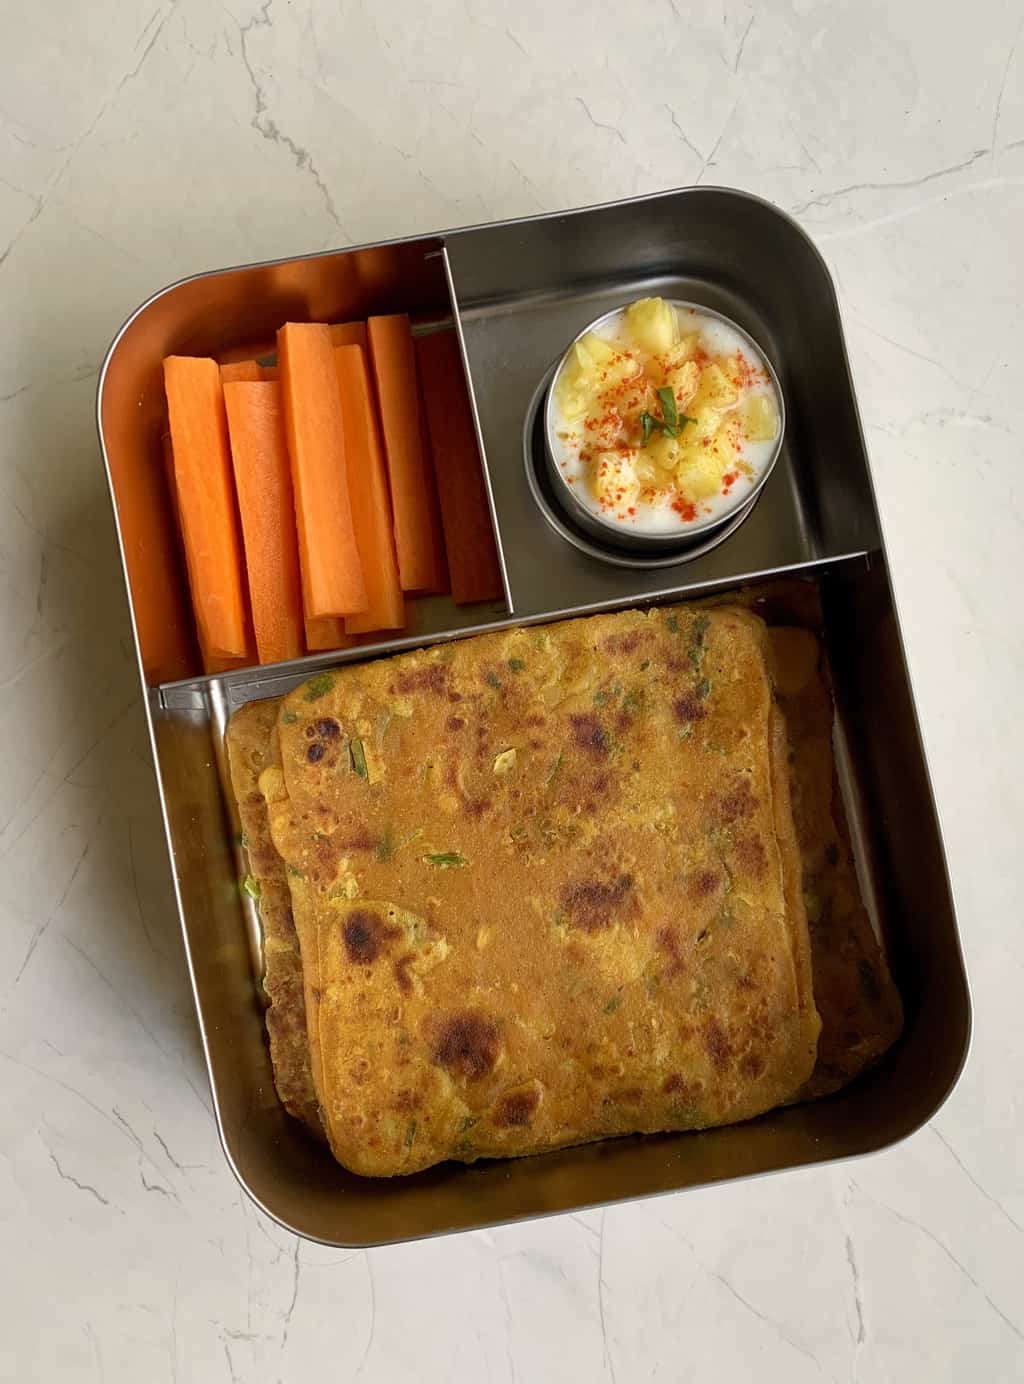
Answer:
[
  {"left": 766, "top": 627, "right": 902, "bottom": 1097},
  {"left": 259, "top": 604, "right": 820, "bottom": 1176},
  {"left": 225, "top": 699, "right": 322, "bottom": 1138}
]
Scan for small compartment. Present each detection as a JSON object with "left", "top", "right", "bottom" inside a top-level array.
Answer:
[
  {"left": 444, "top": 189, "right": 880, "bottom": 614},
  {"left": 98, "top": 238, "right": 509, "bottom": 691}
]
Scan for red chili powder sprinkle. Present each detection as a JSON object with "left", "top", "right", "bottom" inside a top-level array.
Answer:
[{"left": 671, "top": 496, "right": 698, "bottom": 522}]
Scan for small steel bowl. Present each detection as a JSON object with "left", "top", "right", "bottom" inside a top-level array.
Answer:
[{"left": 543, "top": 299, "right": 786, "bottom": 556}]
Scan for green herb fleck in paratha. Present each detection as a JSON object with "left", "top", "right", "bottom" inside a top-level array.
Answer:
[
  {"left": 303, "top": 673, "right": 335, "bottom": 702},
  {"left": 349, "top": 738, "right": 368, "bottom": 780}
]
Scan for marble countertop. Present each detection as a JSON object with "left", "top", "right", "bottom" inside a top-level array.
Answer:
[{"left": 1, "top": 1, "right": 1021, "bottom": 1379}]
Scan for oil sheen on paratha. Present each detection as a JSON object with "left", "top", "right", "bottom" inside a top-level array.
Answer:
[{"left": 259, "top": 604, "right": 820, "bottom": 1176}]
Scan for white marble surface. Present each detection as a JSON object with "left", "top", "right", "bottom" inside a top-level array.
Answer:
[{"left": 1, "top": 0, "right": 1021, "bottom": 1379}]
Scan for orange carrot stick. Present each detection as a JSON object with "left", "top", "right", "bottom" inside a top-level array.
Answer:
[
  {"left": 305, "top": 617, "right": 355, "bottom": 652},
  {"left": 110, "top": 430, "right": 196, "bottom": 684},
  {"left": 163, "top": 355, "right": 251, "bottom": 658},
  {"left": 222, "top": 381, "right": 305, "bottom": 665},
  {"left": 329, "top": 322, "right": 368, "bottom": 349},
  {"left": 367, "top": 315, "right": 447, "bottom": 593},
  {"left": 333, "top": 344, "right": 405, "bottom": 635},
  {"left": 414, "top": 330, "right": 503, "bottom": 605},
  {"left": 262, "top": 364, "right": 279, "bottom": 381},
  {"left": 162, "top": 431, "right": 249, "bottom": 677},
  {"left": 277, "top": 322, "right": 368, "bottom": 618},
  {"left": 220, "top": 360, "right": 264, "bottom": 383}
]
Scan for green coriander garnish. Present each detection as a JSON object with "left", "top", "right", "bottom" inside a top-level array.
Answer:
[
  {"left": 349, "top": 738, "right": 368, "bottom": 779},
  {"left": 507, "top": 657, "right": 526, "bottom": 673},
  {"left": 695, "top": 678, "right": 712, "bottom": 700},
  {"left": 241, "top": 875, "right": 261, "bottom": 900},
  {"left": 665, "top": 615, "right": 680, "bottom": 634},
  {"left": 281, "top": 709, "right": 298, "bottom": 724},
  {"left": 286, "top": 864, "right": 304, "bottom": 880},
  {"left": 422, "top": 852, "right": 468, "bottom": 868},
  {"left": 303, "top": 673, "right": 335, "bottom": 702},
  {"left": 485, "top": 671, "right": 502, "bottom": 690},
  {"left": 603, "top": 994, "right": 622, "bottom": 1015},
  {"left": 404, "top": 1119, "right": 418, "bottom": 1151},
  {"left": 640, "top": 392, "right": 697, "bottom": 443}
]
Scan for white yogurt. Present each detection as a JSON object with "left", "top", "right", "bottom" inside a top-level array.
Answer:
[{"left": 547, "top": 302, "right": 782, "bottom": 537}]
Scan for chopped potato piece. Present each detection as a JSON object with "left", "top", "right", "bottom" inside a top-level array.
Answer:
[
  {"left": 743, "top": 393, "right": 779, "bottom": 442},
  {"left": 692, "top": 363, "right": 739, "bottom": 413},
  {"left": 664, "top": 335, "right": 698, "bottom": 369},
  {"left": 719, "top": 352, "right": 747, "bottom": 391},
  {"left": 576, "top": 333, "right": 616, "bottom": 367},
  {"left": 625, "top": 297, "right": 677, "bottom": 355},
  {"left": 691, "top": 406, "right": 720, "bottom": 446},
  {"left": 647, "top": 433, "right": 681, "bottom": 471},
  {"left": 676, "top": 446, "right": 724, "bottom": 501},
  {"left": 557, "top": 388, "right": 589, "bottom": 422},
  {"left": 666, "top": 359, "right": 700, "bottom": 404},
  {"left": 593, "top": 450, "right": 639, "bottom": 508}
]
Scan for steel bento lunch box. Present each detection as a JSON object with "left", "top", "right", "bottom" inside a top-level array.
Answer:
[{"left": 96, "top": 187, "right": 970, "bottom": 1247}]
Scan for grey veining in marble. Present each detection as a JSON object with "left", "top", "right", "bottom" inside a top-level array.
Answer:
[{"left": 1, "top": 1, "right": 1021, "bottom": 1380}]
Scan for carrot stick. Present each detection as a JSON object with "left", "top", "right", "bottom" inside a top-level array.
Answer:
[
  {"left": 220, "top": 360, "right": 264, "bottom": 383},
  {"left": 110, "top": 430, "right": 196, "bottom": 684},
  {"left": 222, "top": 381, "right": 305, "bottom": 665},
  {"left": 162, "top": 431, "right": 250, "bottom": 676},
  {"left": 329, "top": 322, "right": 368, "bottom": 349},
  {"left": 262, "top": 364, "right": 279, "bottom": 381},
  {"left": 163, "top": 355, "right": 251, "bottom": 658},
  {"left": 414, "top": 330, "right": 503, "bottom": 605},
  {"left": 305, "top": 617, "right": 355, "bottom": 652},
  {"left": 333, "top": 344, "right": 405, "bottom": 635},
  {"left": 203, "top": 651, "right": 251, "bottom": 675},
  {"left": 277, "top": 322, "right": 368, "bottom": 618},
  {"left": 367, "top": 315, "right": 447, "bottom": 593}
]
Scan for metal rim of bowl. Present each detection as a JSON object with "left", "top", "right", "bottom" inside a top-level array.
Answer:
[
  {"left": 523, "top": 366, "right": 761, "bottom": 570},
  {"left": 542, "top": 297, "right": 787, "bottom": 547}
]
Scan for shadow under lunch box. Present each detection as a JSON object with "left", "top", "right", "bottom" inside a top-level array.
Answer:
[{"left": 96, "top": 187, "right": 970, "bottom": 1247}]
